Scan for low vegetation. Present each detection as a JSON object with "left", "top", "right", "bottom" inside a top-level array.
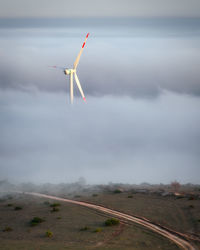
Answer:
[
  {"left": 51, "top": 207, "right": 59, "bottom": 212},
  {"left": 80, "top": 226, "right": 90, "bottom": 231},
  {"left": 94, "top": 227, "right": 102, "bottom": 233},
  {"left": 113, "top": 189, "right": 122, "bottom": 194},
  {"left": 50, "top": 203, "right": 61, "bottom": 208},
  {"left": 2, "top": 226, "right": 13, "bottom": 232},
  {"left": 127, "top": 195, "right": 133, "bottom": 198},
  {"left": 30, "top": 217, "right": 45, "bottom": 226},
  {"left": 92, "top": 194, "right": 98, "bottom": 197},
  {"left": 7, "top": 203, "right": 13, "bottom": 207},
  {"left": 74, "top": 195, "right": 81, "bottom": 198},
  {"left": 45, "top": 230, "right": 53, "bottom": 238},
  {"left": 105, "top": 218, "right": 120, "bottom": 226},
  {"left": 49, "top": 203, "right": 60, "bottom": 212},
  {"left": 14, "top": 206, "right": 22, "bottom": 210}
]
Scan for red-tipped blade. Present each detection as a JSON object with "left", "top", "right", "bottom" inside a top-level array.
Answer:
[
  {"left": 73, "top": 33, "right": 90, "bottom": 69},
  {"left": 48, "top": 66, "right": 65, "bottom": 70}
]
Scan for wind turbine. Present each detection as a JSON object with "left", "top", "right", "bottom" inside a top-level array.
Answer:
[{"left": 50, "top": 33, "right": 89, "bottom": 104}]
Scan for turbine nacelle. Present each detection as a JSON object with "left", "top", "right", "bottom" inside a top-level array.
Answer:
[{"left": 64, "top": 69, "right": 75, "bottom": 75}]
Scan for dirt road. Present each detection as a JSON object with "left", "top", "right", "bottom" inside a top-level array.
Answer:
[{"left": 23, "top": 192, "right": 196, "bottom": 250}]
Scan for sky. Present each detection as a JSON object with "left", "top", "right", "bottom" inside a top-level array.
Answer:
[
  {"left": 0, "top": 0, "right": 200, "bottom": 18},
  {"left": 0, "top": 1, "right": 200, "bottom": 184}
]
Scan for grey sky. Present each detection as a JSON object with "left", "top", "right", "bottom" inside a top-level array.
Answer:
[{"left": 0, "top": 0, "right": 200, "bottom": 18}]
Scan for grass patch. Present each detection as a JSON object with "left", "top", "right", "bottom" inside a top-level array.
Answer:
[
  {"left": 74, "top": 195, "right": 81, "bottom": 198},
  {"left": 80, "top": 226, "right": 90, "bottom": 231},
  {"left": 50, "top": 203, "right": 61, "bottom": 207},
  {"left": 94, "top": 227, "right": 102, "bottom": 233},
  {"left": 30, "top": 217, "right": 45, "bottom": 226},
  {"left": 51, "top": 207, "right": 59, "bottom": 212},
  {"left": 14, "top": 206, "right": 22, "bottom": 210},
  {"left": 127, "top": 195, "right": 133, "bottom": 198},
  {"left": 113, "top": 189, "right": 122, "bottom": 194},
  {"left": 50, "top": 203, "right": 60, "bottom": 212},
  {"left": 2, "top": 226, "right": 13, "bottom": 232},
  {"left": 105, "top": 218, "right": 120, "bottom": 226},
  {"left": 7, "top": 203, "right": 13, "bottom": 207},
  {"left": 45, "top": 230, "right": 53, "bottom": 238}
]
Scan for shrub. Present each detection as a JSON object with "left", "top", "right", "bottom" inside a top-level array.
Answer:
[
  {"left": 51, "top": 207, "right": 59, "bottom": 212},
  {"left": 74, "top": 195, "right": 81, "bottom": 198},
  {"left": 92, "top": 194, "right": 98, "bottom": 197},
  {"left": 50, "top": 203, "right": 61, "bottom": 207},
  {"left": 189, "top": 205, "right": 194, "bottom": 209},
  {"left": 80, "top": 226, "right": 90, "bottom": 231},
  {"left": 7, "top": 204, "right": 13, "bottom": 207},
  {"left": 56, "top": 216, "right": 62, "bottom": 220},
  {"left": 14, "top": 206, "right": 22, "bottom": 210},
  {"left": 3, "top": 226, "right": 13, "bottom": 232},
  {"left": 46, "top": 230, "right": 53, "bottom": 237},
  {"left": 105, "top": 218, "right": 120, "bottom": 226},
  {"left": 30, "top": 217, "right": 45, "bottom": 226},
  {"left": 94, "top": 227, "right": 102, "bottom": 233},
  {"left": 128, "top": 195, "right": 133, "bottom": 198},
  {"left": 113, "top": 189, "right": 122, "bottom": 194}
]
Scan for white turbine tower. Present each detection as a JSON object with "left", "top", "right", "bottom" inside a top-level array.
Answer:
[{"left": 50, "top": 33, "right": 89, "bottom": 104}]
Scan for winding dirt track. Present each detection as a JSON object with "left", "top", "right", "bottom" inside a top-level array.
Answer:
[{"left": 24, "top": 192, "right": 196, "bottom": 250}]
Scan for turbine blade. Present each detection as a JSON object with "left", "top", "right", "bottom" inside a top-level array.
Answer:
[
  {"left": 73, "top": 33, "right": 89, "bottom": 69},
  {"left": 70, "top": 73, "right": 73, "bottom": 104},
  {"left": 48, "top": 65, "right": 65, "bottom": 70},
  {"left": 74, "top": 73, "right": 86, "bottom": 102}
]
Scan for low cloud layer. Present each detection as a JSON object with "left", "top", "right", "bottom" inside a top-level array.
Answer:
[{"left": 0, "top": 91, "right": 200, "bottom": 184}]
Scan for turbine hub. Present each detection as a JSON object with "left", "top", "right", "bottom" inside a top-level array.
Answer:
[
  {"left": 64, "top": 69, "right": 76, "bottom": 75},
  {"left": 64, "top": 69, "right": 70, "bottom": 75}
]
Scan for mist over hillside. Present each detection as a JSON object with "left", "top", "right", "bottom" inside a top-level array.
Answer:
[{"left": 1, "top": 179, "right": 200, "bottom": 199}]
